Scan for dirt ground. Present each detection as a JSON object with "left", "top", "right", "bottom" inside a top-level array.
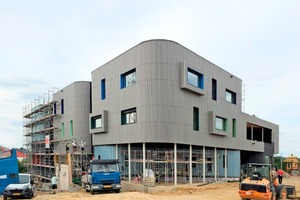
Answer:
[{"left": 32, "top": 176, "right": 300, "bottom": 200}]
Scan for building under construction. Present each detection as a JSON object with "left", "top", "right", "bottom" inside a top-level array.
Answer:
[
  {"left": 23, "top": 82, "right": 92, "bottom": 189},
  {"left": 23, "top": 39, "right": 280, "bottom": 188}
]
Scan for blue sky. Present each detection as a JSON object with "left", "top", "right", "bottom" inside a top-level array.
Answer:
[{"left": 0, "top": 1, "right": 299, "bottom": 157}]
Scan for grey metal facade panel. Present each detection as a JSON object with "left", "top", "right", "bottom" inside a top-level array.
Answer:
[
  {"left": 53, "top": 81, "right": 91, "bottom": 152},
  {"left": 91, "top": 40, "right": 279, "bottom": 153}
]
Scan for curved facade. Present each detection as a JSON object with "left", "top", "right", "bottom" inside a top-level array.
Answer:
[{"left": 91, "top": 40, "right": 279, "bottom": 184}]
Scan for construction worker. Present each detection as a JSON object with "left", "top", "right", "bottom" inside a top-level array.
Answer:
[
  {"left": 80, "top": 140, "right": 86, "bottom": 153},
  {"left": 277, "top": 169, "right": 284, "bottom": 184},
  {"left": 72, "top": 141, "right": 77, "bottom": 152},
  {"left": 51, "top": 175, "right": 58, "bottom": 194},
  {"left": 271, "top": 167, "right": 279, "bottom": 186}
]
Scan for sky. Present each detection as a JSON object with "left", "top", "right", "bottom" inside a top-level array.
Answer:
[{"left": 0, "top": 0, "right": 299, "bottom": 157}]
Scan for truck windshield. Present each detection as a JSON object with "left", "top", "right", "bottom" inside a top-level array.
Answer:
[
  {"left": 92, "top": 164, "right": 118, "bottom": 172},
  {"left": 19, "top": 175, "right": 30, "bottom": 184}
]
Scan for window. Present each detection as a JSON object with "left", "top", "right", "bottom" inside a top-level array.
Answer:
[
  {"left": 101, "top": 79, "right": 106, "bottom": 100},
  {"left": 61, "top": 123, "right": 65, "bottom": 138},
  {"left": 212, "top": 78, "right": 217, "bottom": 101},
  {"left": 70, "top": 120, "right": 73, "bottom": 137},
  {"left": 187, "top": 68, "right": 204, "bottom": 89},
  {"left": 232, "top": 118, "right": 236, "bottom": 137},
  {"left": 61, "top": 99, "right": 64, "bottom": 114},
  {"left": 226, "top": 89, "right": 236, "bottom": 104},
  {"left": 120, "top": 68, "right": 136, "bottom": 89},
  {"left": 193, "top": 107, "right": 199, "bottom": 131},
  {"left": 121, "top": 108, "right": 136, "bottom": 125},
  {"left": 215, "top": 116, "right": 227, "bottom": 131},
  {"left": 53, "top": 102, "right": 57, "bottom": 115},
  {"left": 91, "top": 115, "right": 102, "bottom": 129}
]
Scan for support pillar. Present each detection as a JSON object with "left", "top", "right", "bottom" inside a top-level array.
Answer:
[
  {"left": 189, "top": 145, "right": 192, "bottom": 184},
  {"left": 128, "top": 143, "right": 131, "bottom": 182},
  {"left": 174, "top": 143, "right": 177, "bottom": 186},
  {"left": 143, "top": 143, "right": 146, "bottom": 178},
  {"left": 214, "top": 147, "right": 217, "bottom": 181},
  {"left": 225, "top": 148, "right": 227, "bottom": 181},
  {"left": 203, "top": 146, "right": 206, "bottom": 183}
]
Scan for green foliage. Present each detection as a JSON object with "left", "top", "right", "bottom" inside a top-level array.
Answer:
[
  {"left": 274, "top": 156, "right": 286, "bottom": 171},
  {"left": 18, "top": 160, "right": 26, "bottom": 173}
]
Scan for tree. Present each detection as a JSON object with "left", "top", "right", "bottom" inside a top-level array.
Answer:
[
  {"left": 18, "top": 160, "right": 26, "bottom": 173},
  {"left": 274, "top": 156, "right": 286, "bottom": 171}
]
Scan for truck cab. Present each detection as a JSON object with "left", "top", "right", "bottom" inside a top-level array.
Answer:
[{"left": 83, "top": 159, "right": 121, "bottom": 195}]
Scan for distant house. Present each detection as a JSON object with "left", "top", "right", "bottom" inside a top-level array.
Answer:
[
  {"left": 16, "top": 150, "right": 27, "bottom": 162},
  {"left": 284, "top": 155, "right": 299, "bottom": 176}
]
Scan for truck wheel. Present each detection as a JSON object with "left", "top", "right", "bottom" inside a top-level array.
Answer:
[
  {"left": 91, "top": 190, "right": 95, "bottom": 195},
  {"left": 276, "top": 185, "right": 287, "bottom": 200},
  {"left": 116, "top": 189, "right": 120, "bottom": 193},
  {"left": 3, "top": 196, "right": 7, "bottom": 200},
  {"left": 28, "top": 191, "right": 33, "bottom": 199}
]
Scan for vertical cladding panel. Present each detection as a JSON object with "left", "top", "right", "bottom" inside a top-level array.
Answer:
[
  {"left": 94, "top": 145, "right": 116, "bottom": 159},
  {"left": 227, "top": 150, "right": 240, "bottom": 177}
]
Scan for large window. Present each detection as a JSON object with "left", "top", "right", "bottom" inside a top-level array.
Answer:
[
  {"left": 212, "top": 78, "right": 217, "bottom": 101},
  {"left": 91, "top": 115, "right": 102, "bottom": 129},
  {"left": 121, "top": 108, "right": 136, "bottom": 125},
  {"left": 193, "top": 107, "right": 199, "bottom": 131},
  {"left": 215, "top": 116, "right": 227, "bottom": 131},
  {"left": 120, "top": 68, "right": 136, "bottom": 89},
  {"left": 101, "top": 79, "right": 106, "bottom": 100},
  {"left": 225, "top": 89, "right": 236, "bottom": 104},
  {"left": 187, "top": 68, "right": 204, "bottom": 89}
]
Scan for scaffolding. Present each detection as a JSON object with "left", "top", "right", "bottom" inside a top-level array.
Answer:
[{"left": 22, "top": 89, "right": 59, "bottom": 181}]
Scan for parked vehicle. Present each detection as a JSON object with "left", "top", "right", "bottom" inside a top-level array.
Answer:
[
  {"left": 0, "top": 148, "right": 19, "bottom": 195},
  {"left": 238, "top": 163, "right": 297, "bottom": 200},
  {"left": 2, "top": 173, "right": 35, "bottom": 200},
  {"left": 81, "top": 159, "right": 121, "bottom": 195}
]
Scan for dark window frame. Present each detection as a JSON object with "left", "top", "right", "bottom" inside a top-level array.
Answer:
[{"left": 121, "top": 107, "right": 137, "bottom": 125}]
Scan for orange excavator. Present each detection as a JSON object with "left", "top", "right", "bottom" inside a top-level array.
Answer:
[{"left": 238, "top": 163, "right": 296, "bottom": 200}]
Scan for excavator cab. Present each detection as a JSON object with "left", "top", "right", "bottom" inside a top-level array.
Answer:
[{"left": 239, "top": 163, "right": 287, "bottom": 200}]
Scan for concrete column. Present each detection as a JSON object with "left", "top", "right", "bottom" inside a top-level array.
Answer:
[
  {"left": 203, "top": 146, "right": 206, "bottom": 183},
  {"left": 225, "top": 148, "right": 227, "bottom": 181},
  {"left": 189, "top": 145, "right": 192, "bottom": 184},
  {"left": 143, "top": 143, "right": 146, "bottom": 178},
  {"left": 128, "top": 143, "right": 131, "bottom": 182},
  {"left": 214, "top": 147, "right": 217, "bottom": 181},
  {"left": 116, "top": 144, "right": 118, "bottom": 159},
  {"left": 174, "top": 143, "right": 177, "bottom": 186}
]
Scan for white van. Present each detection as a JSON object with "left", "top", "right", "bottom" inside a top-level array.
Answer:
[{"left": 2, "top": 173, "right": 35, "bottom": 200}]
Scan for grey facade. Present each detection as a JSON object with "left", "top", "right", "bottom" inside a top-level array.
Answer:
[
  {"left": 53, "top": 81, "right": 92, "bottom": 154},
  {"left": 23, "top": 81, "right": 92, "bottom": 184},
  {"left": 90, "top": 40, "right": 279, "bottom": 184}
]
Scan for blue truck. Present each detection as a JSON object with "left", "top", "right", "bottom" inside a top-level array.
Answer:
[{"left": 81, "top": 159, "right": 122, "bottom": 195}]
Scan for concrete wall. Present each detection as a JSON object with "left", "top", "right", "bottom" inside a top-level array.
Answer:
[{"left": 91, "top": 39, "right": 279, "bottom": 154}]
